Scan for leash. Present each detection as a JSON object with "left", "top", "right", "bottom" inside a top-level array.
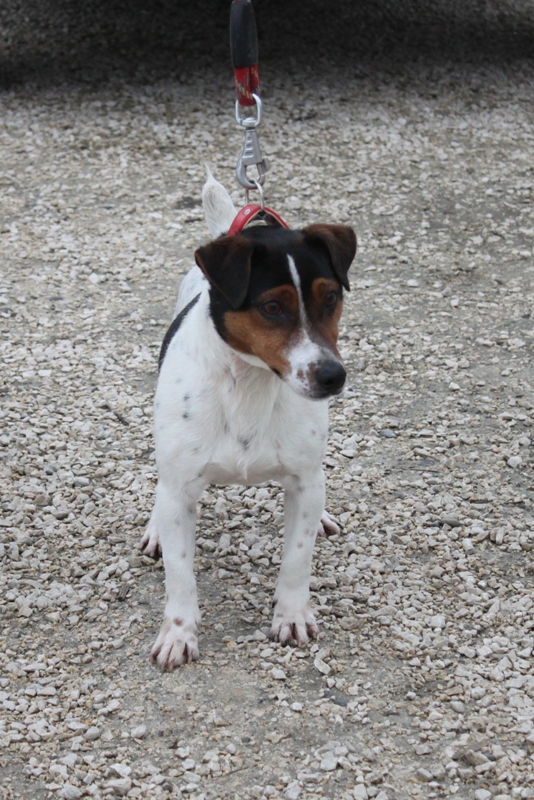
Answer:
[{"left": 229, "top": 0, "right": 288, "bottom": 235}]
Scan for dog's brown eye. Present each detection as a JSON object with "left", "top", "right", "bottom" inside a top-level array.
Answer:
[
  {"left": 325, "top": 291, "right": 338, "bottom": 307},
  {"left": 262, "top": 301, "right": 282, "bottom": 316}
]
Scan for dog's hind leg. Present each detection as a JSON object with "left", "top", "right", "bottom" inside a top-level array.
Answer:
[
  {"left": 150, "top": 476, "right": 206, "bottom": 670},
  {"left": 140, "top": 508, "right": 161, "bottom": 558},
  {"left": 318, "top": 510, "right": 340, "bottom": 537},
  {"left": 270, "top": 469, "right": 325, "bottom": 647}
]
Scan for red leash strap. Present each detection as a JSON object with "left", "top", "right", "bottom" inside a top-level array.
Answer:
[
  {"left": 230, "top": 0, "right": 260, "bottom": 107},
  {"left": 233, "top": 65, "right": 259, "bottom": 107},
  {"left": 227, "top": 204, "right": 289, "bottom": 237}
]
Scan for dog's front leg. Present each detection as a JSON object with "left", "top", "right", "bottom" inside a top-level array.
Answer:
[
  {"left": 150, "top": 477, "right": 205, "bottom": 670},
  {"left": 271, "top": 470, "right": 325, "bottom": 646}
]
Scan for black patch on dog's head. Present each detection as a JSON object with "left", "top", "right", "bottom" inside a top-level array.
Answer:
[
  {"left": 197, "top": 225, "right": 356, "bottom": 341},
  {"left": 302, "top": 224, "right": 356, "bottom": 291}
]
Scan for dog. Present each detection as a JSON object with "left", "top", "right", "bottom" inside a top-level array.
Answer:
[{"left": 141, "top": 172, "right": 357, "bottom": 670}]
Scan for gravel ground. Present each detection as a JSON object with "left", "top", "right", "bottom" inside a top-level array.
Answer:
[{"left": 1, "top": 3, "right": 534, "bottom": 799}]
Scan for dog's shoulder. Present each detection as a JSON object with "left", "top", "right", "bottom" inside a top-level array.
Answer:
[
  {"left": 158, "top": 267, "right": 209, "bottom": 371},
  {"left": 158, "top": 293, "right": 201, "bottom": 371},
  {"left": 173, "top": 266, "right": 207, "bottom": 318}
]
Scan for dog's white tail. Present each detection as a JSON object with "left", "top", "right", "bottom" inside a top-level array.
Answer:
[{"left": 202, "top": 167, "right": 237, "bottom": 239}]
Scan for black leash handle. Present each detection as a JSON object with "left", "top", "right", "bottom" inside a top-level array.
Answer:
[
  {"left": 230, "top": 0, "right": 258, "bottom": 68},
  {"left": 230, "top": 0, "right": 259, "bottom": 106}
]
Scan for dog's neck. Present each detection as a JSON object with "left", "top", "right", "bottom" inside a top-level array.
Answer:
[
  {"left": 191, "top": 308, "right": 286, "bottom": 435},
  {"left": 199, "top": 294, "right": 280, "bottom": 387}
]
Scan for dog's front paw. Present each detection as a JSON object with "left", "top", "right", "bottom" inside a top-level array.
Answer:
[
  {"left": 270, "top": 602, "right": 318, "bottom": 647},
  {"left": 140, "top": 515, "right": 161, "bottom": 558},
  {"left": 151, "top": 617, "right": 199, "bottom": 671},
  {"left": 318, "top": 511, "right": 340, "bottom": 537}
]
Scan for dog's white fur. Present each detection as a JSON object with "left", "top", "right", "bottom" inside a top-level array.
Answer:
[
  {"left": 201, "top": 167, "right": 237, "bottom": 239},
  {"left": 142, "top": 175, "right": 340, "bottom": 670}
]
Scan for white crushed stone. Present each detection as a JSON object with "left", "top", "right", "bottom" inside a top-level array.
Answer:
[{"left": 1, "top": 4, "right": 533, "bottom": 800}]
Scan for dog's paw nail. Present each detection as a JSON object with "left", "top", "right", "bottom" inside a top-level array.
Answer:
[{"left": 306, "top": 621, "right": 318, "bottom": 640}]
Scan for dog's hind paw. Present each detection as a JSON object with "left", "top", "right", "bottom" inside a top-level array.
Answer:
[
  {"left": 151, "top": 617, "right": 199, "bottom": 671},
  {"left": 270, "top": 604, "right": 318, "bottom": 647},
  {"left": 140, "top": 515, "right": 161, "bottom": 558},
  {"left": 318, "top": 511, "right": 340, "bottom": 537}
]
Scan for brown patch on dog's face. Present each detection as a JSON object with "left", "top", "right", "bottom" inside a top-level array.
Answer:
[
  {"left": 222, "top": 284, "right": 300, "bottom": 375},
  {"left": 221, "top": 277, "right": 344, "bottom": 388},
  {"left": 307, "top": 277, "right": 344, "bottom": 353}
]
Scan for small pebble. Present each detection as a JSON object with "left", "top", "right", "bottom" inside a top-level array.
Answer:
[
  {"left": 60, "top": 786, "right": 83, "bottom": 800},
  {"left": 320, "top": 755, "right": 338, "bottom": 772},
  {"left": 415, "top": 768, "right": 434, "bottom": 783}
]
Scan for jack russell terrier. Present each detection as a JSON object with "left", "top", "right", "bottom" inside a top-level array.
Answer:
[{"left": 141, "top": 172, "right": 357, "bottom": 670}]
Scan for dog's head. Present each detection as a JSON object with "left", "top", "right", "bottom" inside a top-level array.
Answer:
[{"left": 195, "top": 224, "right": 356, "bottom": 399}]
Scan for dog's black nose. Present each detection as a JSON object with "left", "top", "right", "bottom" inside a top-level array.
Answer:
[{"left": 315, "top": 360, "right": 346, "bottom": 396}]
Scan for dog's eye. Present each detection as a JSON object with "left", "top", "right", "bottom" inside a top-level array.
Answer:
[
  {"left": 262, "top": 301, "right": 283, "bottom": 316},
  {"left": 325, "top": 291, "right": 338, "bottom": 307}
]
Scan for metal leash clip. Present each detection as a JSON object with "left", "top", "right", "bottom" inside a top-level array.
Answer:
[{"left": 235, "top": 94, "right": 270, "bottom": 191}]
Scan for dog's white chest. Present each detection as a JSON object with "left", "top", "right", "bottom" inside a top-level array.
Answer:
[
  {"left": 207, "top": 399, "right": 328, "bottom": 485},
  {"left": 158, "top": 354, "right": 328, "bottom": 486}
]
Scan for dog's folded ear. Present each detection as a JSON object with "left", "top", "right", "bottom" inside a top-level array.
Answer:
[
  {"left": 302, "top": 224, "right": 357, "bottom": 291},
  {"left": 195, "top": 237, "right": 254, "bottom": 309}
]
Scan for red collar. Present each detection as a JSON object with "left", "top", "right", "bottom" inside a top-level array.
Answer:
[{"left": 227, "top": 204, "right": 289, "bottom": 237}]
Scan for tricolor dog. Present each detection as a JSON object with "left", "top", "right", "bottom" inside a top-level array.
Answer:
[{"left": 142, "top": 172, "right": 357, "bottom": 671}]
